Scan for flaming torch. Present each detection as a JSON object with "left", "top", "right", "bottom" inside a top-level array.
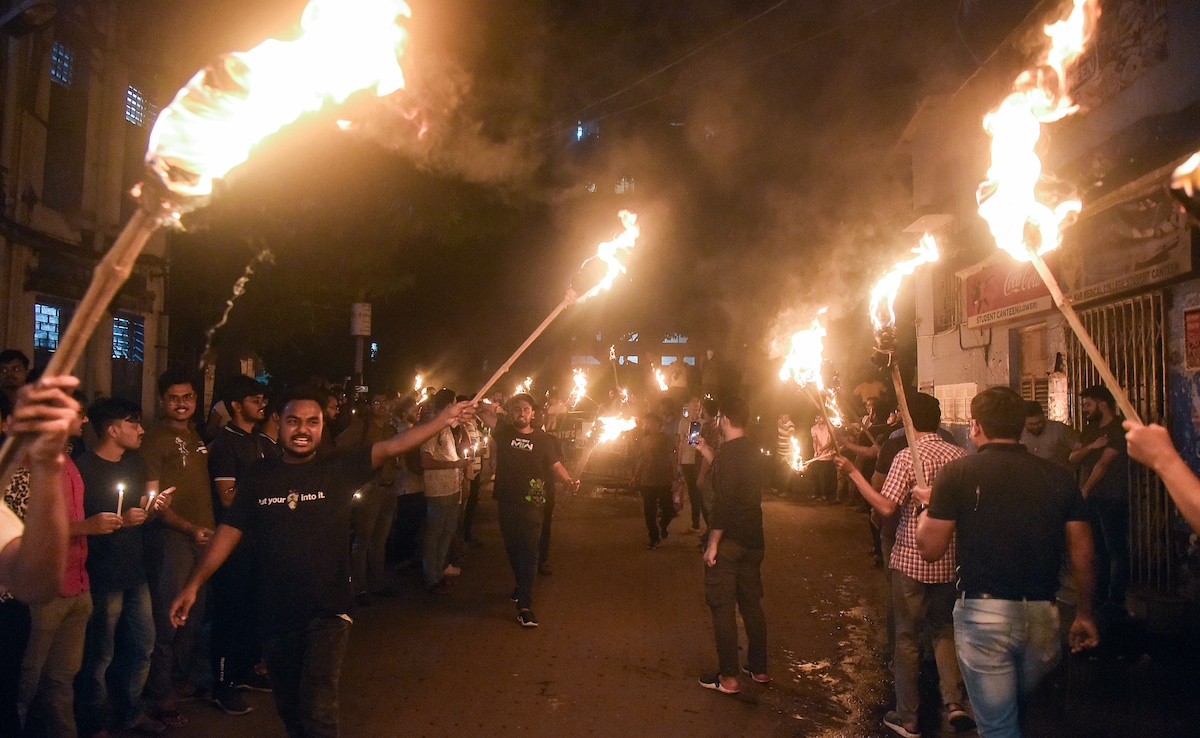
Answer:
[
  {"left": 653, "top": 367, "right": 669, "bottom": 392},
  {"left": 472, "top": 211, "right": 641, "bottom": 403},
  {"left": 0, "top": 0, "right": 415, "bottom": 486},
  {"left": 974, "top": 0, "right": 1140, "bottom": 422},
  {"left": 788, "top": 436, "right": 806, "bottom": 473},
  {"left": 1171, "top": 152, "right": 1200, "bottom": 220},
  {"left": 778, "top": 309, "right": 842, "bottom": 449},
  {"left": 568, "top": 369, "right": 588, "bottom": 408},
  {"left": 514, "top": 377, "right": 533, "bottom": 396},
  {"left": 869, "top": 234, "right": 940, "bottom": 488}
]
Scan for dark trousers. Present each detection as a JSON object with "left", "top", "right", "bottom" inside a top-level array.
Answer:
[
  {"left": 145, "top": 527, "right": 207, "bottom": 704},
  {"left": 539, "top": 485, "right": 556, "bottom": 566},
  {"left": 461, "top": 476, "right": 483, "bottom": 543},
  {"left": 387, "top": 493, "right": 425, "bottom": 565},
  {"left": 211, "top": 547, "right": 260, "bottom": 686},
  {"left": 640, "top": 485, "right": 675, "bottom": 544},
  {"left": 705, "top": 539, "right": 767, "bottom": 678},
  {"left": 682, "top": 464, "right": 706, "bottom": 528},
  {"left": 263, "top": 616, "right": 351, "bottom": 738},
  {"left": 498, "top": 500, "right": 541, "bottom": 610},
  {"left": 806, "top": 460, "right": 836, "bottom": 500},
  {"left": 1090, "top": 496, "right": 1130, "bottom": 607},
  {"left": 0, "top": 599, "right": 31, "bottom": 736}
]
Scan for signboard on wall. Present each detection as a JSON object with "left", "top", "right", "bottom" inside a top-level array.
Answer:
[
  {"left": 960, "top": 253, "right": 1054, "bottom": 329},
  {"left": 1185, "top": 307, "right": 1200, "bottom": 372},
  {"left": 1060, "top": 188, "right": 1194, "bottom": 304}
]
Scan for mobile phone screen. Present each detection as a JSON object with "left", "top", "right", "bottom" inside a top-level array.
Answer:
[{"left": 688, "top": 421, "right": 702, "bottom": 445}]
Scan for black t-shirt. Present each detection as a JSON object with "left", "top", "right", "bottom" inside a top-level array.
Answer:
[
  {"left": 208, "top": 423, "right": 265, "bottom": 524},
  {"left": 928, "top": 443, "right": 1089, "bottom": 600},
  {"left": 77, "top": 451, "right": 148, "bottom": 593},
  {"left": 710, "top": 437, "right": 765, "bottom": 550},
  {"left": 492, "top": 425, "right": 562, "bottom": 504},
  {"left": 223, "top": 448, "right": 374, "bottom": 632},
  {"left": 856, "top": 422, "right": 898, "bottom": 478},
  {"left": 1078, "top": 418, "right": 1129, "bottom": 501}
]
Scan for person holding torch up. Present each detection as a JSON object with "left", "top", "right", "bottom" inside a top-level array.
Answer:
[{"left": 834, "top": 392, "right": 973, "bottom": 737}]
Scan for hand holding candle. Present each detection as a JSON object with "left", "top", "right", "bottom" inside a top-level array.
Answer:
[{"left": 116, "top": 483, "right": 126, "bottom": 516}]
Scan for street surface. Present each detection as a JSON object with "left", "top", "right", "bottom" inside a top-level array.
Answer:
[{"left": 171, "top": 493, "right": 892, "bottom": 737}]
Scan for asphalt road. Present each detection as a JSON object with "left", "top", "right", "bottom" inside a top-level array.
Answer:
[{"left": 167, "top": 492, "right": 892, "bottom": 738}]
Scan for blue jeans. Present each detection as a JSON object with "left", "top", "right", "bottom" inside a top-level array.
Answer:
[
  {"left": 422, "top": 495, "right": 460, "bottom": 587},
  {"left": 77, "top": 583, "right": 155, "bottom": 731},
  {"left": 953, "top": 598, "right": 1061, "bottom": 738}
]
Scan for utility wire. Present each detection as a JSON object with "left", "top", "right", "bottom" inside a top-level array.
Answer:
[{"left": 539, "top": 0, "right": 912, "bottom": 140}]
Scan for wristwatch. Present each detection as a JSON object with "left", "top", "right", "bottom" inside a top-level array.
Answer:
[{"left": 915, "top": 503, "right": 929, "bottom": 516}]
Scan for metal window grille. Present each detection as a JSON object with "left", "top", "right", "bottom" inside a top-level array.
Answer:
[
  {"left": 34, "top": 304, "right": 61, "bottom": 350},
  {"left": 1020, "top": 376, "right": 1050, "bottom": 411},
  {"left": 1066, "top": 292, "right": 1173, "bottom": 590},
  {"left": 112, "top": 316, "right": 144, "bottom": 362},
  {"left": 50, "top": 43, "right": 73, "bottom": 87},
  {"left": 933, "top": 266, "right": 962, "bottom": 333},
  {"left": 124, "top": 85, "right": 156, "bottom": 127}
]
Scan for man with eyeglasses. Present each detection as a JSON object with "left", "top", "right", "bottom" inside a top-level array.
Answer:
[
  {"left": 207, "top": 374, "right": 272, "bottom": 713},
  {"left": 141, "top": 370, "right": 217, "bottom": 726}
]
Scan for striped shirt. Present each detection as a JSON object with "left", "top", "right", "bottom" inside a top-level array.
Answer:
[{"left": 881, "top": 433, "right": 967, "bottom": 583}]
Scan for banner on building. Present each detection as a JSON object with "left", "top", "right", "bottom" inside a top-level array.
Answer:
[
  {"left": 1060, "top": 187, "right": 1194, "bottom": 304},
  {"left": 960, "top": 253, "right": 1054, "bottom": 329}
]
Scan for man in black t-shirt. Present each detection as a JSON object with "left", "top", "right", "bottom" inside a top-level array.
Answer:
[
  {"left": 479, "top": 393, "right": 578, "bottom": 628},
  {"left": 916, "top": 387, "right": 1097, "bottom": 737},
  {"left": 170, "top": 389, "right": 471, "bottom": 738},
  {"left": 76, "top": 398, "right": 164, "bottom": 735},
  {"left": 1068, "top": 384, "right": 1130, "bottom": 610},
  {"left": 695, "top": 397, "right": 767, "bottom": 695}
]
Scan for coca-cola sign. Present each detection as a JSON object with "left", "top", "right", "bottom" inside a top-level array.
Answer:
[{"left": 961, "top": 254, "right": 1053, "bottom": 328}]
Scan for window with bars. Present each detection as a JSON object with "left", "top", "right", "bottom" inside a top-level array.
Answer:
[
  {"left": 34, "top": 304, "right": 61, "bottom": 350},
  {"left": 112, "top": 315, "right": 144, "bottom": 362},
  {"left": 124, "top": 85, "right": 156, "bottom": 127},
  {"left": 933, "top": 265, "right": 962, "bottom": 333},
  {"left": 50, "top": 42, "right": 74, "bottom": 87}
]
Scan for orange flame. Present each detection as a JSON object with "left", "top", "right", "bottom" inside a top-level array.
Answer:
[
  {"left": 869, "top": 234, "right": 939, "bottom": 332},
  {"left": 578, "top": 211, "right": 640, "bottom": 301},
  {"left": 514, "top": 377, "right": 533, "bottom": 396},
  {"left": 594, "top": 415, "right": 637, "bottom": 444},
  {"left": 413, "top": 373, "right": 423, "bottom": 393},
  {"left": 1174, "top": 152, "right": 1200, "bottom": 197},
  {"left": 653, "top": 367, "right": 668, "bottom": 392},
  {"left": 779, "top": 309, "right": 829, "bottom": 389},
  {"left": 568, "top": 369, "right": 588, "bottom": 408},
  {"left": 147, "top": 0, "right": 412, "bottom": 198},
  {"left": 976, "top": 0, "right": 1097, "bottom": 262}
]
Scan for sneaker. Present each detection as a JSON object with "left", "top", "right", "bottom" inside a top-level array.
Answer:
[
  {"left": 697, "top": 674, "right": 739, "bottom": 694},
  {"left": 211, "top": 683, "right": 252, "bottom": 716},
  {"left": 659, "top": 527, "right": 669, "bottom": 541},
  {"left": 510, "top": 588, "right": 520, "bottom": 603},
  {"left": 235, "top": 671, "right": 273, "bottom": 693},
  {"left": 946, "top": 706, "right": 976, "bottom": 732},
  {"left": 882, "top": 711, "right": 920, "bottom": 738},
  {"left": 442, "top": 565, "right": 462, "bottom": 577},
  {"left": 517, "top": 609, "right": 539, "bottom": 628},
  {"left": 741, "top": 666, "right": 770, "bottom": 683},
  {"left": 647, "top": 540, "right": 660, "bottom": 550}
]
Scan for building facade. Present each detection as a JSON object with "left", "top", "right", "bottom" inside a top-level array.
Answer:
[
  {"left": 0, "top": 0, "right": 167, "bottom": 410},
  {"left": 903, "top": 0, "right": 1200, "bottom": 597}
]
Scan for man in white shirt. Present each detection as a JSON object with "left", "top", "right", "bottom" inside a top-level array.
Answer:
[{"left": 420, "top": 390, "right": 467, "bottom": 594}]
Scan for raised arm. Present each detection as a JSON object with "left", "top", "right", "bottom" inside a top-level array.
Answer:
[
  {"left": 833, "top": 455, "right": 897, "bottom": 516},
  {"left": 373, "top": 401, "right": 473, "bottom": 468},
  {"left": 1125, "top": 422, "right": 1200, "bottom": 533}
]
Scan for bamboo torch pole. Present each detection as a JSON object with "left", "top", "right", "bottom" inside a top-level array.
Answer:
[
  {"left": 0, "top": 189, "right": 177, "bottom": 491},
  {"left": 1026, "top": 251, "right": 1142, "bottom": 425},
  {"left": 889, "top": 362, "right": 928, "bottom": 488},
  {"left": 472, "top": 290, "right": 577, "bottom": 404}
]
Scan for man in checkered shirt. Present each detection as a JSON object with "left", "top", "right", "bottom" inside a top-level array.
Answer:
[{"left": 836, "top": 392, "right": 973, "bottom": 737}]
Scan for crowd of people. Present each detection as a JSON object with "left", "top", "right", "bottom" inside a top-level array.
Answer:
[{"left": 7, "top": 337, "right": 1200, "bottom": 738}]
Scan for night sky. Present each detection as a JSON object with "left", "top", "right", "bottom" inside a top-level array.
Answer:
[{"left": 130, "top": 0, "right": 1035, "bottom": 394}]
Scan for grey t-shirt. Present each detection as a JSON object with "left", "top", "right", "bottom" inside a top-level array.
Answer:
[{"left": 1020, "top": 420, "right": 1079, "bottom": 468}]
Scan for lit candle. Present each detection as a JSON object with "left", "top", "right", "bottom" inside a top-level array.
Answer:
[{"left": 116, "top": 483, "right": 125, "bottom": 516}]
